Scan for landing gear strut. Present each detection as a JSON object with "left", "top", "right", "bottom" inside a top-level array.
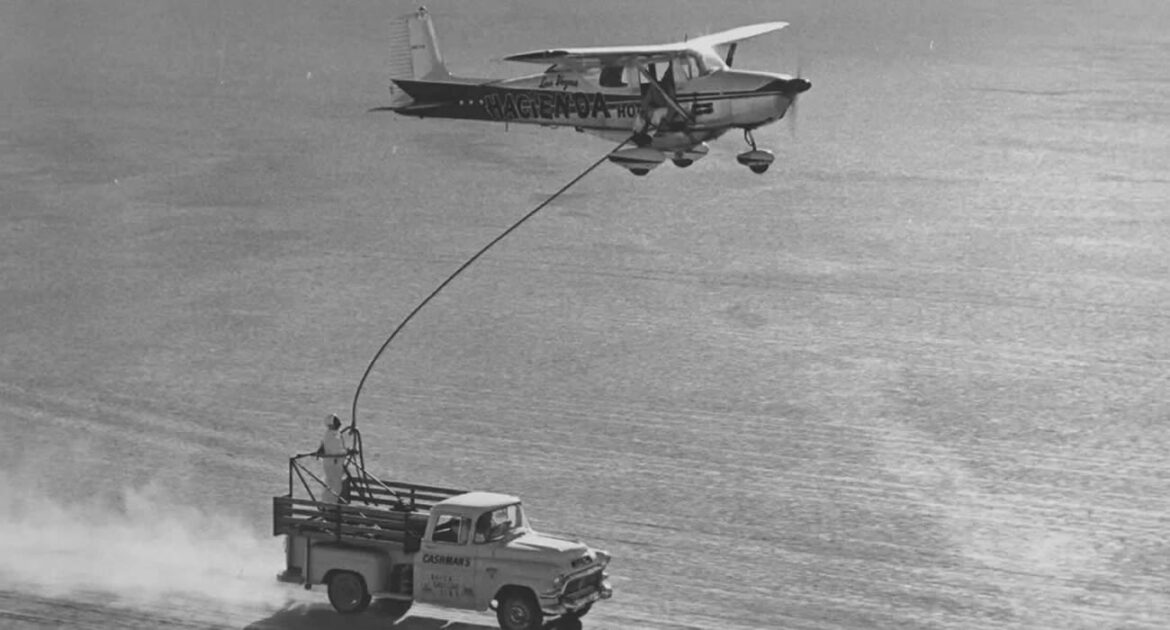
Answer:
[{"left": 735, "top": 129, "right": 775, "bottom": 174}]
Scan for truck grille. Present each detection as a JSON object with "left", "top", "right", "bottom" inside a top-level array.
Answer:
[{"left": 563, "top": 570, "right": 603, "bottom": 597}]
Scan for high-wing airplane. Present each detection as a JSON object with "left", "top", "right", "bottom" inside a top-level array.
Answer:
[{"left": 374, "top": 7, "right": 810, "bottom": 175}]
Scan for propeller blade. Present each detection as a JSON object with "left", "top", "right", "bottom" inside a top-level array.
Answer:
[
  {"left": 787, "top": 96, "right": 798, "bottom": 139},
  {"left": 787, "top": 55, "right": 808, "bottom": 139}
]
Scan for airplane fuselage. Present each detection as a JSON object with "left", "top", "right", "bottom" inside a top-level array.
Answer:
[
  {"left": 390, "top": 68, "right": 802, "bottom": 150},
  {"left": 378, "top": 8, "right": 811, "bottom": 174}
]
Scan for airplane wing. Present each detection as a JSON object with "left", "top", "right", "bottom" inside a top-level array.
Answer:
[
  {"left": 503, "top": 43, "right": 687, "bottom": 68},
  {"left": 684, "top": 22, "right": 788, "bottom": 50},
  {"left": 503, "top": 22, "right": 789, "bottom": 67}
]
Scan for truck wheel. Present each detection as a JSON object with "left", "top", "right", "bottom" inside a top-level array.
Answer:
[
  {"left": 496, "top": 590, "right": 543, "bottom": 630},
  {"left": 327, "top": 571, "right": 370, "bottom": 614}
]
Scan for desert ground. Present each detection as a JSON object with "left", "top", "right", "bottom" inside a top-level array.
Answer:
[{"left": 2, "top": 1, "right": 1169, "bottom": 628}]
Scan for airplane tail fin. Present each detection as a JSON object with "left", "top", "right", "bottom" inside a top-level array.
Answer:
[{"left": 387, "top": 7, "right": 452, "bottom": 81}]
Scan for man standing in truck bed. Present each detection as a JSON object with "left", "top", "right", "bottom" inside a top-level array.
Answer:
[{"left": 316, "top": 414, "right": 347, "bottom": 503}]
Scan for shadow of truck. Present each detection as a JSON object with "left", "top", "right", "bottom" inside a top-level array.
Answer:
[
  {"left": 243, "top": 602, "right": 495, "bottom": 630},
  {"left": 243, "top": 601, "right": 585, "bottom": 630}
]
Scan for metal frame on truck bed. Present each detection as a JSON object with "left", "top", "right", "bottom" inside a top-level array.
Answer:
[{"left": 274, "top": 477, "right": 465, "bottom": 551}]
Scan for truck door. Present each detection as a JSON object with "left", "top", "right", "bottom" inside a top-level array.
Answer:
[
  {"left": 415, "top": 512, "right": 476, "bottom": 609},
  {"left": 471, "top": 505, "right": 523, "bottom": 610}
]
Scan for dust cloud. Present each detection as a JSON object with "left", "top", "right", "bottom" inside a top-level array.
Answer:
[{"left": 0, "top": 467, "right": 295, "bottom": 612}]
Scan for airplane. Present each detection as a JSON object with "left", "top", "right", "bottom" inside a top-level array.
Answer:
[{"left": 373, "top": 7, "right": 810, "bottom": 175}]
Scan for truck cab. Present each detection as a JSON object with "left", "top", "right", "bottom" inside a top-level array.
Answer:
[
  {"left": 273, "top": 448, "right": 611, "bottom": 630},
  {"left": 419, "top": 492, "right": 611, "bottom": 624}
]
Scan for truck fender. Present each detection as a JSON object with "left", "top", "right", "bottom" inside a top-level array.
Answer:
[
  {"left": 491, "top": 584, "right": 537, "bottom": 609},
  {"left": 493, "top": 585, "right": 543, "bottom": 630},
  {"left": 307, "top": 545, "right": 390, "bottom": 593}
]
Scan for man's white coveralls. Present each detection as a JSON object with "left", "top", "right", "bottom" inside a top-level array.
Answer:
[{"left": 319, "top": 417, "right": 347, "bottom": 503}]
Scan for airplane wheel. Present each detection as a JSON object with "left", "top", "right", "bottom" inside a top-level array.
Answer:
[
  {"left": 629, "top": 168, "right": 650, "bottom": 176},
  {"left": 749, "top": 164, "right": 770, "bottom": 174},
  {"left": 672, "top": 158, "right": 694, "bottom": 168},
  {"left": 327, "top": 571, "right": 370, "bottom": 614}
]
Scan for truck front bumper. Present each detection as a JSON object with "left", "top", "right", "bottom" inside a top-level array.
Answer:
[{"left": 540, "top": 577, "right": 613, "bottom": 616}]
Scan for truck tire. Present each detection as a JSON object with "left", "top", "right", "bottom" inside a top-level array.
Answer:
[
  {"left": 496, "top": 589, "right": 543, "bottom": 630},
  {"left": 327, "top": 571, "right": 370, "bottom": 614}
]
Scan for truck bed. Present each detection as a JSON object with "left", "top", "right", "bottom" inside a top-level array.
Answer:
[{"left": 273, "top": 479, "right": 466, "bottom": 551}]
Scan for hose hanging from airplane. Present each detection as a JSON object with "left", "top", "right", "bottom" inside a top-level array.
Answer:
[{"left": 350, "top": 138, "right": 632, "bottom": 432}]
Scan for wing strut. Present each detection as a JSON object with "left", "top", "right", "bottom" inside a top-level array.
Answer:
[{"left": 636, "top": 63, "right": 694, "bottom": 126}]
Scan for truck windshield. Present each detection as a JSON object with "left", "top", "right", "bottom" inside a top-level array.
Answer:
[{"left": 476, "top": 503, "right": 528, "bottom": 543}]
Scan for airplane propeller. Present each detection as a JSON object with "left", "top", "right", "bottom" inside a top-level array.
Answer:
[
  {"left": 724, "top": 36, "right": 806, "bottom": 138},
  {"left": 786, "top": 57, "right": 809, "bottom": 139}
]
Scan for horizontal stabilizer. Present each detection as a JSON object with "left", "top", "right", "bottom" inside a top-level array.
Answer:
[{"left": 369, "top": 102, "right": 448, "bottom": 115}]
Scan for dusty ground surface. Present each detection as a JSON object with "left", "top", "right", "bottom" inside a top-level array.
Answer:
[{"left": 2, "top": 1, "right": 1169, "bottom": 628}]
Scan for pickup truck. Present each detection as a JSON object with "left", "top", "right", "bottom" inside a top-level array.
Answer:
[{"left": 273, "top": 452, "right": 612, "bottom": 630}]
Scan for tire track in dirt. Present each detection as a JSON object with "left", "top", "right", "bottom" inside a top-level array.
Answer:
[
  {"left": 393, "top": 385, "right": 1170, "bottom": 513},
  {"left": 0, "top": 380, "right": 281, "bottom": 481},
  {"left": 0, "top": 590, "right": 263, "bottom": 630},
  {"left": 866, "top": 413, "right": 1170, "bottom": 630},
  {"left": 428, "top": 426, "right": 1169, "bottom": 548},
  {"left": 388, "top": 395, "right": 1165, "bottom": 522},
  {"left": 409, "top": 252, "right": 1170, "bottom": 322},
  {"left": 377, "top": 375, "right": 1170, "bottom": 629}
]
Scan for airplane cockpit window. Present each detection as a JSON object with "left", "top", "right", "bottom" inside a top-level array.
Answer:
[
  {"left": 635, "top": 62, "right": 665, "bottom": 85},
  {"left": 600, "top": 65, "right": 627, "bottom": 88},
  {"left": 673, "top": 55, "right": 699, "bottom": 82},
  {"left": 697, "top": 48, "right": 727, "bottom": 74},
  {"left": 669, "top": 52, "right": 718, "bottom": 82}
]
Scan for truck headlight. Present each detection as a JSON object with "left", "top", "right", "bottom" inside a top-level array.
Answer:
[{"left": 552, "top": 574, "right": 566, "bottom": 588}]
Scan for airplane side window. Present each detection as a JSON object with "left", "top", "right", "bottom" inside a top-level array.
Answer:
[
  {"left": 637, "top": 63, "right": 662, "bottom": 86},
  {"left": 624, "top": 65, "right": 642, "bottom": 88}
]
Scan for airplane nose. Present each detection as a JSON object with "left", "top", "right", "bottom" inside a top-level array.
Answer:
[
  {"left": 786, "top": 78, "right": 811, "bottom": 95},
  {"left": 759, "top": 77, "right": 811, "bottom": 98}
]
